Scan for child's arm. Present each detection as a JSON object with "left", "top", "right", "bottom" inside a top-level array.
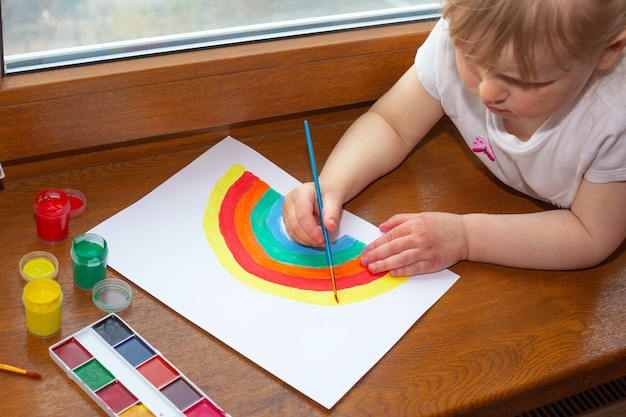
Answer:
[
  {"left": 282, "top": 66, "right": 444, "bottom": 246},
  {"left": 465, "top": 179, "right": 626, "bottom": 269},
  {"left": 361, "top": 179, "right": 626, "bottom": 275}
]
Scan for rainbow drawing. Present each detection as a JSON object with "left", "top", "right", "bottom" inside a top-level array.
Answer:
[{"left": 203, "top": 164, "right": 408, "bottom": 306}]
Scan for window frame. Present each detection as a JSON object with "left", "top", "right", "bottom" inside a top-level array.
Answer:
[{"left": 0, "top": 19, "right": 436, "bottom": 180}]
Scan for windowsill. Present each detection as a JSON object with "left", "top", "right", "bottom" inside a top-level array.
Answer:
[{"left": 0, "top": 19, "right": 436, "bottom": 178}]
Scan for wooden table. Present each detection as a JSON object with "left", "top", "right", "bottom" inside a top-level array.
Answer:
[{"left": 1, "top": 111, "right": 624, "bottom": 417}]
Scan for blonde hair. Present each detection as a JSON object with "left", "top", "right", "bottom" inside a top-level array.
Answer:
[{"left": 443, "top": 0, "right": 626, "bottom": 80}]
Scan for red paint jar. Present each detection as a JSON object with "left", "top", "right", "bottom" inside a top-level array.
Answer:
[{"left": 34, "top": 189, "right": 71, "bottom": 243}]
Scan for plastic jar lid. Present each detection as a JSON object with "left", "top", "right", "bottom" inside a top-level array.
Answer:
[
  {"left": 19, "top": 251, "right": 59, "bottom": 281},
  {"left": 65, "top": 189, "right": 86, "bottom": 218},
  {"left": 92, "top": 278, "right": 132, "bottom": 312}
]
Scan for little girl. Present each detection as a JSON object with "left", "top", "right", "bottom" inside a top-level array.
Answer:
[{"left": 282, "top": 0, "right": 626, "bottom": 276}]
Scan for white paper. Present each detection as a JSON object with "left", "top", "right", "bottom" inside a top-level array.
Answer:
[{"left": 90, "top": 136, "right": 459, "bottom": 408}]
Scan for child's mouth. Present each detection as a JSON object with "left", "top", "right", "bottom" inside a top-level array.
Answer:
[{"left": 483, "top": 102, "right": 511, "bottom": 114}]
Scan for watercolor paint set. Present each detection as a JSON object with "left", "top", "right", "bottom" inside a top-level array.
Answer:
[{"left": 49, "top": 314, "right": 229, "bottom": 417}]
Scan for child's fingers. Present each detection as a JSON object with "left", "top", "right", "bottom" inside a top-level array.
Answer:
[{"left": 282, "top": 183, "right": 326, "bottom": 246}]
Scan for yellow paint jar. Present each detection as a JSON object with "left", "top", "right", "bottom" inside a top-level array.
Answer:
[{"left": 23, "top": 278, "right": 63, "bottom": 337}]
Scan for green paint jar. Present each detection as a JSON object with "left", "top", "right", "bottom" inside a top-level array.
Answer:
[{"left": 70, "top": 233, "right": 108, "bottom": 290}]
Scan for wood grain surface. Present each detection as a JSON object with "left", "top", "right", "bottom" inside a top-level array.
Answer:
[{"left": 1, "top": 112, "right": 624, "bottom": 417}]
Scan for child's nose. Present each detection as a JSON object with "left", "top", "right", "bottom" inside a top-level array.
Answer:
[{"left": 478, "top": 78, "right": 508, "bottom": 104}]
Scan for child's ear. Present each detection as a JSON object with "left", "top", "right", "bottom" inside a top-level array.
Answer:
[{"left": 597, "top": 28, "right": 626, "bottom": 70}]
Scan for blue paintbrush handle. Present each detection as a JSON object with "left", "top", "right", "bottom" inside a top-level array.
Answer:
[{"left": 304, "top": 120, "right": 336, "bottom": 280}]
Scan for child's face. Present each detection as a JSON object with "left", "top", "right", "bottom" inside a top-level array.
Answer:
[{"left": 455, "top": 44, "right": 599, "bottom": 128}]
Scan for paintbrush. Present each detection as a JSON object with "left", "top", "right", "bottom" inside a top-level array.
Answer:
[
  {"left": 304, "top": 120, "right": 339, "bottom": 303},
  {"left": 0, "top": 363, "right": 42, "bottom": 378}
]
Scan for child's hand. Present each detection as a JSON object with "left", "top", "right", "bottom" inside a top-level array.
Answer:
[
  {"left": 361, "top": 212, "right": 469, "bottom": 276},
  {"left": 282, "top": 181, "right": 343, "bottom": 247}
]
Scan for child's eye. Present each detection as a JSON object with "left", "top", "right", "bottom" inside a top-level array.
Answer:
[
  {"left": 514, "top": 80, "right": 538, "bottom": 88},
  {"left": 507, "top": 77, "right": 554, "bottom": 90}
]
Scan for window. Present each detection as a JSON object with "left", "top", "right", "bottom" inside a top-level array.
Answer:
[
  {"left": 1, "top": 1, "right": 438, "bottom": 183},
  {"left": 1, "top": 0, "right": 440, "bottom": 74}
]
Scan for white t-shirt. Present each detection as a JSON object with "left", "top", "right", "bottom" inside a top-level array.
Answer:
[{"left": 415, "top": 19, "right": 626, "bottom": 208}]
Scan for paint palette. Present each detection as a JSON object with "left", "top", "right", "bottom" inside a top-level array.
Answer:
[{"left": 49, "top": 314, "right": 229, "bottom": 417}]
